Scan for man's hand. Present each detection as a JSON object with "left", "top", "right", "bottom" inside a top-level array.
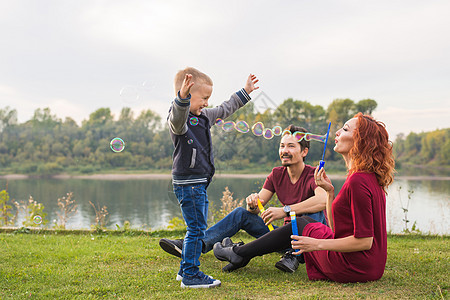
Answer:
[
  {"left": 246, "top": 193, "right": 259, "bottom": 211},
  {"left": 179, "top": 74, "right": 195, "bottom": 99},
  {"left": 261, "top": 207, "right": 285, "bottom": 225},
  {"left": 244, "top": 74, "right": 259, "bottom": 95}
]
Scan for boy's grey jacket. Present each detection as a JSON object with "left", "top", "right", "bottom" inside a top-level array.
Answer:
[{"left": 168, "top": 89, "right": 251, "bottom": 185}]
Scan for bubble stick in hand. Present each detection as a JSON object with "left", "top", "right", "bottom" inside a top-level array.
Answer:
[
  {"left": 257, "top": 198, "right": 274, "bottom": 231},
  {"left": 319, "top": 122, "right": 331, "bottom": 170},
  {"left": 290, "top": 211, "right": 299, "bottom": 252}
]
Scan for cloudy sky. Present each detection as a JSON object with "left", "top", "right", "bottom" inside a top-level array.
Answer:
[{"left": 1, "top": 0, "right": 449, "bottom": 138}]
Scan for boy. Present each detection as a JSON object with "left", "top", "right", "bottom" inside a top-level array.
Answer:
[{"left": 168, "top": 67, "right": 259, "bottom": 288}]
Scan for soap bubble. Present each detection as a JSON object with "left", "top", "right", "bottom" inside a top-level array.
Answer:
[
  {"left": 282, "top": 129, "right": 291, "bottom": 137},
  {"left": 215, "top": 118, "right": 224, "bottom": 127},
  {"left": 33, "top": 215, "right": 43, "bottom": 225},
  {"left": 119, "top": 86, "right": 139, "bottom": 104},
  {"left": 120, "top": 80, "right": 155, "bottom": 104},
  {"left": 222, "top": 121, "right": 236, "bottom": 132},
  {"left": 214, "top": 120, "right": 328, "bottom": 144},
  {"left": 189, "top": 117, "right": 199, "bottom": 126},
  {"left": 263, "top": 128, "right": 274, "bottom": 140},
  {"left": 273, "top": 126, "right": 282, "bottom": 136},
  {"left": 293, "top": 131, "right": 306, "bottom": 142},
  {"left": 235, "top": 121, "right": 250, "bottom": 133},
  {"left": 305, "top": 133, "right": 327, "bottom": 143},
  {"left": 252, "top": 122, "right": 264, "bottom": 136},
  {"left": 110, "top": 137, "right": 125, "bottom": 153}
]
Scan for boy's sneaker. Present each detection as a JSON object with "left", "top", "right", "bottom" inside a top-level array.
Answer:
[
  {"left": 274, "top": 250, "right": 301, "bottom": 273},
  {"left": 159, "top": 238, "right": 183, "bottom": 258},
  {"left": 176, "top": 269, "right": 212, "bottom": 281},
  {"left": 180, "top": 271, "right": 221, "bottom": 288},
  {"left": 176, "top": 269, "right": 183, "bottom": 281}
]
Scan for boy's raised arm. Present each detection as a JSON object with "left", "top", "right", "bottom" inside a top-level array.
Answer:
[{"left": 168, "top": 74, "right": 194, "bottom": 135}]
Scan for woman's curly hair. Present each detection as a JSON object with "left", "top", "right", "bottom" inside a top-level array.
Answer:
[{"left": 348, "top": 113, "right": 395, "bottom": 192}]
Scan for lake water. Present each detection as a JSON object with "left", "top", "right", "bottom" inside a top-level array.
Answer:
[{"left": 1, "top": 176, "right": 449, "bottom": 235}]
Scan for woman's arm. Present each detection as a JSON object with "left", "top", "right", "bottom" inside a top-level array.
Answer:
[
  {"left": 325, "top": 188, "right": 335, "bottom": 231},
  {"left": 291, "top": 235, "right": 373, "bottom": 253},
  {"left": 314, "top": 167, "right": 335, "bottom": 231}
]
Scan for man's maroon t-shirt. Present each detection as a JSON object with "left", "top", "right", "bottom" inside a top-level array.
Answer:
[
  {"left": 302, "top": 172, "right": 387, "bottom": 283},
  {"left": 263, "top": 165, "right": 318, "bottom": 223}
]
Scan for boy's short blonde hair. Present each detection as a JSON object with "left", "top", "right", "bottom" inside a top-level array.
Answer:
[{"left": 174, "top": 67, "right": 213, "bottom": 95}]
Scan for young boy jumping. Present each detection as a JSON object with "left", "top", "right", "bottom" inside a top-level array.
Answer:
[{"left": 167, "top": 67, "right": 259, "bottom": 288}]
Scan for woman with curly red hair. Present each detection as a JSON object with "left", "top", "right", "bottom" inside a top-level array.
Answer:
[{"left": 213, "top": 113, "right": 395, "bottom": 283}]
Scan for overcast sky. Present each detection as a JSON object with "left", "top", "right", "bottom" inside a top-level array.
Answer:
[{"left": 1, "top": 0, "right": 449, "bottom": 138}]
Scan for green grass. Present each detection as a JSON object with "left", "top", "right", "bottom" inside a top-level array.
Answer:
[{"left": 0, "top": 231, "right": 448, "bottom": 299}]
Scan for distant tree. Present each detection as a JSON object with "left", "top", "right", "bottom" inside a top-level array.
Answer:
[
  {"left": 135, "top": 109, "right": 162, "bottom": 132},
  {"left": 30, "top": 107, "right": 61, "bottom": 128},
  {"left": 326, "top": 99, "right": 356, "bottom": 127},
  {"left": 0, "top": 107, "right": 18, "bottom": 132},
  {"left": 83, "top": 108, "right": 114, "bottom": 127},
  {"left": 404, "top": 132, "right": 422, "bottom": 156},
  {"left": 355, "top": 99, "right": 377, "bottom": 115},
  {"left": 441, "top": 139, "right": 450, "bottom": 165},
  {"left": 273, "top": 98, "right": 302, "bottom": 126}
]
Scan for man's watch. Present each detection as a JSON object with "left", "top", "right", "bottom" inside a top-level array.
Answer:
[{"left": 283, "top": 205, "right": 291, "bottom": 216}]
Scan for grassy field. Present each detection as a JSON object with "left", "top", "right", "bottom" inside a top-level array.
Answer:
[{"left": 0, "top": 230, "right": 448, "bottom": 299}]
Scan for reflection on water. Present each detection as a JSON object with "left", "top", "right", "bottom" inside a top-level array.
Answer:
[
  {"left": 386, "top": 179, "right": 449, "bottom": 235},
  {"left": 1, "top": 176, "right": 448, "bottom": 235}
]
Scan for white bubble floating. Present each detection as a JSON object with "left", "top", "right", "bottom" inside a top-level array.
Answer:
[
  {"left": 120, "top": 81, "right": 155, "bottom": 105},
  {"left": 119, "top": 86, "right": 139, "bottom": 104}
]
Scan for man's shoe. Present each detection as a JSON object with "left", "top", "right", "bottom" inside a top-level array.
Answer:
[
  {"left": 159, "top": 238, "right": 183, "bottom": 258},
  {"left": 213, "top": 240, "right": 245, "bottom": 266},
  {"left": 180, "top": 271, "right": 221, "bottom": 288},
  {"left": 275, "top": 250, "right": 300, "bottom": 273}
]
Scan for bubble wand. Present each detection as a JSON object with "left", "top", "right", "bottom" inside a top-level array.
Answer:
[
  {"left": 318, "top": 122, "right": 331, "bottom": 170},
  {"left": 257, "top": 198, "right": 274, "bottom": 231},
  {"left": 290, "top": 211, "right": 299, "bottom": 252}
]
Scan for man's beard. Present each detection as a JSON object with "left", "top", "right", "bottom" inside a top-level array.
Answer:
[{"left": 281, "top": 155, "right": 292, "bottom": 167}]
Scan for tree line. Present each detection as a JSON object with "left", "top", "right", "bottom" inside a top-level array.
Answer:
[
  {"left": 0, "top": 98, "right": 447, "bottom": 176},
  {"left": 393, "top": 128, "right": 450, "bottom": 170}
]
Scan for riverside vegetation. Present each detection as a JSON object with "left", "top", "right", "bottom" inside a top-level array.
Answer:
[
  {"left": 0, "top": 186, "right": 449, "bottom": 299},
  {"left": 1, "top": 99, "right": 449, "bottom": 177}
]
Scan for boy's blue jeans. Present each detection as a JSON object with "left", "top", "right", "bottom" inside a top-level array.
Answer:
[{"left": 174, "top": 183, "right": 209, "bottom": 278}]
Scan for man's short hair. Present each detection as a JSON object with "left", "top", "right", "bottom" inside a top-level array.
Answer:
[
  {"left": 283, "top": 124, "right": 310, "bottom": 151},
  {"left": 174, "top": 67, "right": 213, "bottom": 95}
]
